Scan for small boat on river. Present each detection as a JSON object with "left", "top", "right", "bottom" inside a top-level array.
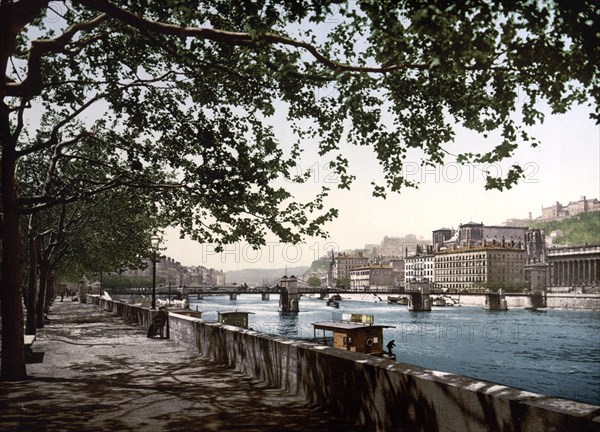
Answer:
[
  {"left": 432, "top": 297, "right": 455, "bottom": 307},
  {"left": 326, "top": 298, "right": 340, "bottom": 308},
  {"left": 388, "top": 296, "right": 408, "bottom": 305}
]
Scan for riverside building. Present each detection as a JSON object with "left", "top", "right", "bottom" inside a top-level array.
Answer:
[
  {"left": 333, "top": 252, "right": 369, "bottom": 282},
  {"left": 433, "top": 222, "right": 527, "bottom": 252},
  {"left": 434, "top": 246, "right": 526, "bottom": 292},
  {"left": 349, "top": 265, "right": 394, "bottom": 290},
  {"left": 404, "top": 246, "right": 435, "bottom": 284}
]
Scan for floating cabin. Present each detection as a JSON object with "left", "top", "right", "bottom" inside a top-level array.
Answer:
[
  {"left": 312, "top": 314, "right": 394, "bottom": 356},
  {"left": 217, "top": 311, "right": 254, "bottom": 329}
]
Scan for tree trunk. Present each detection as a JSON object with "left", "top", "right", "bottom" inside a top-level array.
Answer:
[
  {"left": 1, "top": 0, "right": 50, "bottom": 381},
  {"left": 26, "top": 216, "right": 37, "bottom": 335},
  {"left": 46, "top": 272, "right": 55, "bottom": 311},
  {"left": 36, "top": 260, "right": 48, "bottom": 328},
  {"left": 0, "top": 104, "right": 26, "bottom": 380}
]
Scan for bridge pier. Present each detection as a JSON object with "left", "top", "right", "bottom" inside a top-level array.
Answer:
[
  {"left": 230, "top": 293, "right": 237, "bottom": 301},
  {"left": 279, "top": 276, "right": 300, "bottom": 312},
  {"left": 407, "top": 286, "right": 431, "bottom": 312},
  {"left": 484, "top": 290, "right": 508, "bottom": 311},
  {"left": 528, "top": 292, "right": 546, "bottom": 309},
  {"left": 261, "top": 293, "right": 270, "bottom": 301}
]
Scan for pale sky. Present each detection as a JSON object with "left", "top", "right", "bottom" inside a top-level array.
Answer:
[{"left": 164, "top": 102, "right": 599, "bottom": 271}]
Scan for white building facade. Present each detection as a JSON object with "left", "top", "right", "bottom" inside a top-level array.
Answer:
[{"left": 404, "top": 254, "right": 435, "bottom": 284}]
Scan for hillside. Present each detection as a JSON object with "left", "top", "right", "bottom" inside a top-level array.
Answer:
[
  {"left": 529, "top": 212, "right": 600, "bottom": 246},
  {"left": 309, "top": 256, "right": 331, "bottom": 273}
]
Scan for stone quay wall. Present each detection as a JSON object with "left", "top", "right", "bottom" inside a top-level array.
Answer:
[
  {"left": 94, "top": 295, "right": 153, "bottom": 327},
  {"left": 448, "top": 293, "right": 600, "bottom": 309},
  {"left": 90, "top": 296, "right": 600, "bottom": 432},
  {"left": 545, "top": 293, "right": 600, "bottom": 309},
  {"left": 448, "top": 294, "right": 533, "bottom": 308}
]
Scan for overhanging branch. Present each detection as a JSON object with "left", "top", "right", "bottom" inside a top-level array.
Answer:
[
  {"left": 16, "top": 70, "right": 177, "bottom": 158},
  {"left": 76, "top": 0, "right": 428, "bottom": 74},
  {"left": 5, "top": 12, "right": 109, "bottom": 97},
  {"left": 18, "top": 174, "right": 187, "bottom": 215}
]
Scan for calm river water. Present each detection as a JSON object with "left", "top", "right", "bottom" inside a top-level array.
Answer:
[{"left": 188, "top": 294, "right": 600, "bottom": 406}]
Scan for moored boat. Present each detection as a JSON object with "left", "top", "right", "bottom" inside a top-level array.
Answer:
[
  {"left": 326, "top": 298, "right": 340, "bottom": 308},
  {"left": 388, "top": 296, "right": 408, "bottom": 305},
  {"left": 432, "top": 297, "right": 448, "bottom": 306}
]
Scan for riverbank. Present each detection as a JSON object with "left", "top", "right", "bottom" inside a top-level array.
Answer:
[
  {"left": 0, "top": 299, "right": 355, "bottom": 431},
  {"left": 188, "top": 293, "right": 600, "bottom": 405},
  {"left": 163, "top": 296, "right": 600, "bottom": 431}
]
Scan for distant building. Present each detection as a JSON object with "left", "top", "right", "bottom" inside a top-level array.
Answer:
[
  {"left": 387, "top": 257, "right": 406, "bottom": 287},
  {"left": 122, "top": 257, "right": 225, "bottom": 287},
  {"left": 186, "top": 266, "right": 204, "bottom": 286},
  {"left": 503, "top": 212, "right": 533, "bottom": 228},
  {"left": 525, "top": 229, "right": 547, "bottom": 264},
  {"left": 129, "top": 256, "right": 185, "bottom": 286},
  {"left": 540, "top": 196, "right": 600, "bottom": 221},
  {"left": 333, "top": 252, "right": 369, "bottom": 282},
  {"left": 524, "top": 229, "right": 549, "bottom": 291},
  {"left": 547, "top": 244, "right": 600, "bottom": 287},
  {"left": 404, "top": 246, "right": 435, "bottom": 284},
  {"left": 434, "top": 246, "right": 526, "bottom": 292},
  {"left": 350, "top": 265, "right": 394, "bottom": 289},
  {"left": 432, "top": 228, "right": 454, "bottom": 251},
  {"left": 429, "top": 224, "right": 549, "bottom": 292},
  {"left": 366, "top": 234, "right": 431, "bottom": 258},
  {"left": 433, "top": 222, "right": 526, "bottom": 251},
  {"left": 208, "top": 268, "right": 226, "bottom": 286}
]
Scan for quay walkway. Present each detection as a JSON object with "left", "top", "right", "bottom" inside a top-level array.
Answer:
[{"left": 0, "top": 300, "right": 357, "bottom": 431}]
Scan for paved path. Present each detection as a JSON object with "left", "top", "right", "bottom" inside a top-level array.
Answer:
[{"left": 0, "top": 300, "right": 362, "bottom": 431}]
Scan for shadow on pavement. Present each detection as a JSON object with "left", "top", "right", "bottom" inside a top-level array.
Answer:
[{"left": 1, "top": 300, "right": 365, "bottom": 431}]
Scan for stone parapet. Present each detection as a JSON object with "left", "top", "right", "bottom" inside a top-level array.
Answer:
[{"left": 90, "top": 296, "right": 600, "bottom": 431}]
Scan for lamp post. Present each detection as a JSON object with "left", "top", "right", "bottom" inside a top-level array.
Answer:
[
  {"left": 168, "top": 281, "right": 171, "bottom": 306},
  {"left": 151, "top": 235, "right": 160, "bottom": 310}
]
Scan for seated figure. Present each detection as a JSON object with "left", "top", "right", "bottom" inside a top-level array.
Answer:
[{"left": 147, "top": 307, "right": 168, "bottom": 338}]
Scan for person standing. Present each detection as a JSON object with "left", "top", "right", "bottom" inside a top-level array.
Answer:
[{"left": 386, "top": 340, "right": 396, "bottom": 355}]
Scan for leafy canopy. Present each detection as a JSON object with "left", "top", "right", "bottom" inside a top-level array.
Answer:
[{"left": 5, "top": 0, "right": 598, "bottom": 248}]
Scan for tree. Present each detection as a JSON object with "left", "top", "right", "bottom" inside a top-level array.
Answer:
[
  {"left": 307, "top": 275, "right": 322, "bottom": 287},
  {"left": 1, "top": 1, "right": 597, "bottom": 380},
  {"left": 50, "top": 191, "right": 162, "bottom": 280},
  {"left": 16, "top": 128, "right": 162, "bottom": 333},
  {"left": 28, "top": 190, "right": 161, "bottom": 328},
  {"left": 336, "top": 277, "right": 351, "bottom": 289}
]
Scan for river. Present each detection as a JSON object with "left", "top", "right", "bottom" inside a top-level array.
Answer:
[{"left": 188, "top": 294, "right": 600, "bottom": 406}]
